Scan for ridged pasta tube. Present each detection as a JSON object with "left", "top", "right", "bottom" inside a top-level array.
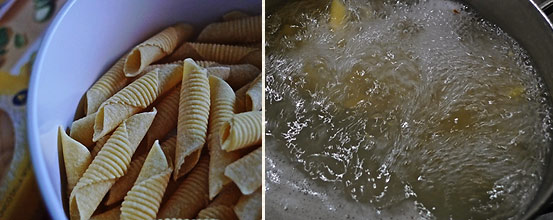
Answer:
[
  {"left": 120, "top": 140, "right": 172, "bottom": 220},
  {"left": 222, "top": 11, "right": 250, "bottom": 21},
  {"left": 58, "top": 127, "right": 91, "bottom": 197},
  {"left": 224, "top": 64, "right": 260, "bottom": 90},
  {"left": 85, "top": 58, "right": 129, "bottom": 115},
  {"left": 69, "top": 112, "right": 96, "bottom": 148},
  {"left": 142, "top": 85, "right": 181, "bottom": 150},
  {"left": 124, "top": 24, "right": 194, "bottom": 77},
  {"left": 197, "top": 184, "right": 241, "bottom": 219},
  {"left": 224, "top": 147, "right": 261, "bottom": 195},
  {"left": 158, "top": 155, "right": 210, "bottom": 218},
  {"left": 220, "top": 111, "right": 262, "bottom": 151},
  {"left": 197, "top": 16, "right": 261, "bottom": 44},
  {"left": 90, "top": 134, "right": 110, "bottom": 159},
  {"left": 207, "top": 76, "right": 242, "bottom": 199},
  {"left": 161, "top": 43, "right": 260, "bottom": 68},
  {"left": 104, "top": 154, "right": 146, "bottom": 206},
  {"left": 175, "top": 59, "right": 210, "bottom": 179},
  {"left": 93, "top": 64, "right": 182, "bottom": 141},
  {"left": 69, "top": 110, "right": 156, "bottom": 220},
  {"left": 89, "top": 205, "right": 121, "bottom": 220},
  {"left": 245, "top": 74, "right": 262, "bottom": 111},
  {"left": 234, "top": 188, "right": 261, "bottom": 220}
]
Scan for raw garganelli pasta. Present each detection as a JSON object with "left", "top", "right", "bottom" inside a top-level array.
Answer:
[
  {"left": 220, "top": 111, "right": 262, "bottom": 152},
  {"left": 59, "top": 12, "right": 262, "bottom": 220}
]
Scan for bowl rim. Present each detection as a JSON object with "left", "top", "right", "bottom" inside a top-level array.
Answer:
[{"left": 27, "top": 0, "right": 77, "bottom": 219}]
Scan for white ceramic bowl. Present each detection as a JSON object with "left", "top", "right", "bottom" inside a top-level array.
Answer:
[{"left": 27, "top": 1, "right": 261, "bottom": 219}]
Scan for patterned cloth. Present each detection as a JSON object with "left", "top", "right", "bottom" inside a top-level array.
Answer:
[{"left": 0, "top": 0, "right": 66, "bottom": 219}]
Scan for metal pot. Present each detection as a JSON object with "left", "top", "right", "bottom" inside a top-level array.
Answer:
[
  {"left": 266, "top": 0, "right": 553, "bottom": 219},
  {"left": 465, "top": 0, "right": 553, "bottom": 219}
]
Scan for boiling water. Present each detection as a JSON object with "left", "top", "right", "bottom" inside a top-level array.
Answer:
[{"left": 265, "top": 0, "right": 553, "bottom": 219}]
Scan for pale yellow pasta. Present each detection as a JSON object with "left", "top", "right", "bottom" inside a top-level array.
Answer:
[
  {"left": 106, "top": 133, "right": 183, "bottom": 206},
  {"left": 205, "top": 64, "right": 260, "bottom": 90},
  {"left": 206, "top": 66, "right": 231, "bottom": 81},
  {"left": 158, "top": 155, "right": 210, "bottom": 218},
  {"left": 241, "top": 49, "right": 262, "bottom": 68},
  {"left": 69, "top": 112, "right": 96, "bottom": 147},
  {"left": 58, "top": 127, "right": 91, "bottom": 196},
  {"left": 161, "top": 43, "right": 259, "bottom": 66},
  {"left": 90, "top": 134, "right": 110, "bottom": 159},
  {"left": 234, "top": 80, "right": 250, "bottom": 113},
  {"left": 159, "top": 134, "right": 177, "bottom": 168},
  {"left": 85, "top": 58, "right": 128, "bottom": 115},
  {"left": 69, "top": 110, "right": 156, "bottom": 220},
  {"left": 207, "top": 75, "right": 242, "bottom": 199},
  {"left": 175, "top": 59, "right": 210, "bottom": 179},
  {"left": 158, "top": 60, "right": 220, "bottom": 70},
  {"left": 224, "top": 147, "right": 261, "bottom": 195},
  {"left": 159, "top": 61, "right": 259, "bottom": 90},
  {"left": 222, "top": 10, "right": 250, "bottom": 21},
  {"left": 142, "top": 85, "right": 180, "bottom": 150},
  {"left": 178, "top": 148, "right": 202, "bottom": 177},
  {"left": 124, "top": 24, "right": 194, "bottom": 77},
  {"left": 197, "top": 16, "right": 261, "bottom": 44},
  {"left": 120, "top": 141, "right": 172, "bottom": 220},
  {"left": 220, "top": 111, "right": 262, "bottom": 152},
  {"left": 93, "top": 64, "right": 182, "bottom": 141},
  {"left": 239, "top": 42, "right": 262, "bottom": 49},
  {"left": 104, "top": 153, "right": 146, "bottom": 206},
  {"left": 197, "top": 206, "right": 238, "bottom": 220},
  {"left": 329, "top": 0, "right": 347, "bottom": 30},
  {"left": 210, "top": 184, "right": 242, "bottom": 206},
  {"left": 199, "top": 184, "right": 242, "bottom": 219},
  {"left": 234, "top": 188, "right": 262, "bottom": 220},
  {"left": 89, "top": 205, "right": 121, "bottom": 220},
  {"left": 245, "top": 74, "right": 262, "bottom": 111},
  {"left": 225, "top": 64, "right": 260, "bottom": 90}
]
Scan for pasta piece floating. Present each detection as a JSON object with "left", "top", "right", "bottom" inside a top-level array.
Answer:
[
  {"left": 222, "top": 10, "right": 250, "bottom": 21},
  {"left": 234, "top": 188, "right": 262, "bottom": 220},
  {"left": 89, "top": 205, "right": 121, "bottom": 220},
  {"left": 224, "top": 147, "right": 261, "bottom": 195},
  {"left": 104, "top": 154, "right": 146, "bottom": 206},
  {"left": 58, "top": 126, "right": 91, "bottom": 196},
  {"left": 142, "top": 85, "right": 180, "bottom": 151},
  {"left": 124, "top": 24, "right": 194, "bottom": 77},
  {"left": 93, "top": 64, "right": 182, "bottom": 141},
  {"left": 175, "top": 59, "right": 210, "bottom": 180},
  {"left": 245, "top": 74, "right": 262, "bottom": 111},
  {"left": 120, "top": 141, "right": 172, "bottom": 220},
  {"left": 220, "top": 111, "right": 262, "bottom": 152},
  {"left": 85, "top": 58, "right": 130, "bottom": 115},
  {"left": 207, "top": 75, "right": 242, "bottom": 199},
  {"left": 329, "top": 0, "right": 347, "bottom": 30},
  {"left": 161, "top": 43, "right": 260, "bottom": 68},
  {"left": 69, "top": 112, "right": 96, "bottom": 147},
  {"left": 69, "top": 110, "right": 156, "bottom": 220},
  {"left": 158, "top": 155, "right": 210, "bottom": 219},
  {"left": 197, "top": 16, "right": 261, "bottom": 44}
]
